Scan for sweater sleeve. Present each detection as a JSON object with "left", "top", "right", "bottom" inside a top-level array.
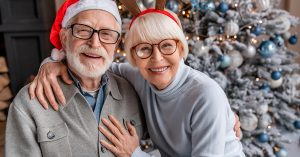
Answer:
[
  {"left": 110, "top": 63, "right": 144, "bottom": 91},
  {"left": 131, "top": 147, "right": 152, "bottom": 157},
  {"left": 190, "top": 83, "right": 228, "bottom": 157},
  {"left": 5, "top": 102, "right": 42, "bottom": 157}
]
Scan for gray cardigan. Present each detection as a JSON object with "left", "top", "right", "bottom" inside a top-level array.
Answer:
[{"left": 5, "top": 71, "right": 146, "bottom": 157}]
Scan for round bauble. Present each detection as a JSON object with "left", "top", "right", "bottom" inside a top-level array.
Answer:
[
  {"left": 141, "top": 0, "right": 155, "bottom": 8},
  {"left": 271, "top": 71, "right": 282, "bottom": 80},
  {"left": 228, "top": 50, "right": 244, "bottom": 69},
  {"left": 294, "top": 120, "right": 300, "bottom": 129},
  {"left": 269, "top": 77, "right": 283, "bottom": 88},
  {"left": 166, "top": 0, "right": 180, "bottom": 13},
  {"left": 242, "top": 45, "right": 257, "bottom": 58},
  {"left": 240, "top": 113, "right": 258, "bottom": 131},
  {"left": 288, "top": 35, "right": 298, "bottom": 45},
  {"left": 259, "top": 40, "right": 276, "bottom": 58},
  {"left": 218, "top": 55, "right": 231, "bottom": 69},
  {"left": 224, "top": 21, "right": 239, "bottom": 36},
  {"left": 255, "top": 0, "right": 270, "bottom": 11},
  {"left": 258, "top": 114, "right": 272, "bottom": 129},
  {"left": 275, "top": 148, "right": 288, "bottom": 157},
  {"left": 271, "top": 35, "right": 285, "bottom": 47},
  {"left": 218, "top": 2, "right": 229, "bottom": 13},
  {"left": 257, "top": 133, "right": 269, "bottom": 143},
  {"left": 251, "top": 26, "right": 263, "bottom": 36}
]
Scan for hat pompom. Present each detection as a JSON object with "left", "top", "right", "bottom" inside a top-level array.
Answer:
[{"left": 51, "top": 48, "right": 66, "bottom": 61}]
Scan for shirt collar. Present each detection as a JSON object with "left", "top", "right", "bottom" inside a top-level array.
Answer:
[{"left": 67, "top": 69, "right": 109, "bottom": 95}]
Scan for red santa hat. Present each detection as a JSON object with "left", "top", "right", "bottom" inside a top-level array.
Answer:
[{"left": 50, "top": 0, "right": 121, "bottom": 50}]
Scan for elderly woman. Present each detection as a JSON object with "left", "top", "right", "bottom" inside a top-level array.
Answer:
[{"left": 29, "top": 7, "right": 244, "bottom": 157}]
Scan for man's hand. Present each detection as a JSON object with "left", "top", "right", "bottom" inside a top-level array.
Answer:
[
  {"left": 99, "top": 115, "right": 139, "bottom": 157},
  {"left": 28, "top": 61, "right": 72, "bottom": 111}
]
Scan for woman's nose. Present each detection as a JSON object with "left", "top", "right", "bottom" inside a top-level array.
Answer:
[{"left": 150, "top": 46, "right": 163, "bottom": 61}]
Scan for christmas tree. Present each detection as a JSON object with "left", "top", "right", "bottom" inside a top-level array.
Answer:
[{"left": 115, "top": 0, "right": 300, "bottom": 156}]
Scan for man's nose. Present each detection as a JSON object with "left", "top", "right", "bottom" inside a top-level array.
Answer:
[{"left": 88, "top": 32, "right": 102, "bottom": 48}]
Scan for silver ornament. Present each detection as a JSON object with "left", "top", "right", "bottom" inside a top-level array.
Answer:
[
  {"left": 273, "top": 16, "right": 291, "bottom": 34},
  {"left": 283, "top": 31, "right": 291, "bottom": 40},
  {"left": 256, "top": 103, "right": 268, "bottom": 115},
  {"left": 224, "top": 21, "right": 239, "bottom": 36},
  {"left": 242, "top": 45, "right": 256, "bottom": 58},
  {"left": 141, "top": 0, "right": 155, "bottom": 8},
  {"left": 255, "top": 0, "right": 270, "bottom": 11},
  {"left": 228, "top": 50, "right": 244, "bottom": 69},
  {"left": 269, "top": 77, "right": 283, "bottom": 88},
  {"left": 240, "top": 113, "right": 258, "bottom": 131},
  {"left": 258, "top": 114, "right": 272, "bottom": 129},
  {"left": 192, "top": 41, "right": 210, "bottom": 57}
]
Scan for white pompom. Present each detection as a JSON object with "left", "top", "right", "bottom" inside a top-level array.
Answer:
[{"left": 51, "top": 48, "right": 66, "bottom": 61}]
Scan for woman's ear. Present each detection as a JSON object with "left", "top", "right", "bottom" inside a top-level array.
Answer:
[{"left": 178, "top": 43, "right": 185, "bottom": 58}]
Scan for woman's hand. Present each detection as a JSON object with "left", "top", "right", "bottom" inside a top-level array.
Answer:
[
  {"left": 99, "top": 115, "right": 139, "bottom": 157},
  {"left": 234, "top": 114, "right": 242, "bottom": 139},
  {"left": 28, "top": 61, "right": 72, "bottom": 110}
]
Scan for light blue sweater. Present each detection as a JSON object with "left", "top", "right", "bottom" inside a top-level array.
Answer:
[{"left": 111, "top": 60, "right": 245, "bottom": 157}]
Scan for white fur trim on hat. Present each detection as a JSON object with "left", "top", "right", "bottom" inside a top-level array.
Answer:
[
  {"left": 62, "top": 0, "right": 122, "bottom": 27},
  {"left": 51, "top": 48, "right": 66, "bottom": 61}
]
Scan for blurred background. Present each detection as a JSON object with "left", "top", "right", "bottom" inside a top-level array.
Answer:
[{"left": 0, "top": 0, "right": 299, "bottom": 156}]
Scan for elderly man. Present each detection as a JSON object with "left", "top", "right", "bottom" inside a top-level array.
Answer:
[{"left": 5, "top": 0, "right": 147, "bottom": 156}]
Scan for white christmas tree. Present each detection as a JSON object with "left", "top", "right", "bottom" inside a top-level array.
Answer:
[{"left": 116, "top": 0, "right": 300, "bottom": 156}]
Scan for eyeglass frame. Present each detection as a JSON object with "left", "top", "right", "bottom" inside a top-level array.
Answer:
[
  {"left": 132, "top": 39, "right": 179, "bottom": 59},
  {"left": 66, "top": 23, "right": 121, "bottom": 44}
]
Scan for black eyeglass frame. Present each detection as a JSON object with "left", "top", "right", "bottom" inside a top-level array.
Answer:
[
  {"left": 132, "top": 39, "right": 179, "bottom": 59},
  {"left": 67, "top": 23, "right": 121, "bottom": 44}
]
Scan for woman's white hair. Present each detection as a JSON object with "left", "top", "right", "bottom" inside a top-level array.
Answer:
[{"left": 124, "top": 10, "right": 188, "bottom": 66}]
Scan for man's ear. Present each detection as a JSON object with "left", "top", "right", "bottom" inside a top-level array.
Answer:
[{"left": 59, "top": 29, "right": 68, "bottom": 49}]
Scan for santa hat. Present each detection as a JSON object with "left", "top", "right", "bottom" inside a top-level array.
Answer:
[{"left": 50, "top": 0, "right": 121, "bottom": 50}]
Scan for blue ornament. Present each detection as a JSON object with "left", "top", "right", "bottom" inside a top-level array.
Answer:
[
  {"left": 271, "top": 71, "right": 282, "bottom": 80},
  {"left": 275, "top": 148, "right": 288, "bottom": 157},
  {"left": 218, "top": 55, "right": 231, "bottom": 68},
  {"left": 260, "top": 83, "right": 271, "bottom": 93},
  {"left": 251, "top": 26, "right": 263, "bottom": 36},
  {"left": 217, "top": 2, "right": 229, "bottom": 13},
  {"left": 166, "top": 0, "right": 180, "bottom": 13},
  {"left": 200, "top": 1, "right": 216, "bottom": 12},
  {"left": 271, "top": 35, "right": 285, "bottom": 47},
  {"left": 259, "top": 41, "right": 276, "bottom": 58},
  {"left": 288, "top": 35, "right": 298, "bottom": 45},
  {"left": 294, "top": 120, "right": 300, "bottom": 129},
  {"left": 257, "top": 133, "right": 269, "bottom": 143}
]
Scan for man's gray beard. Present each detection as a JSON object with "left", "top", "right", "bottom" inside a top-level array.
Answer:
[{"left": 66, "top": 45, "right": 112, "bottom": 78}]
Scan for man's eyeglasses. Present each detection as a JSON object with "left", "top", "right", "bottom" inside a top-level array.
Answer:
[
  {"left": 133, "top": 39, "right": 178, "bottom": 59},
  {"left": 67, "top": 23, "right": 120, "bottom": 44}
]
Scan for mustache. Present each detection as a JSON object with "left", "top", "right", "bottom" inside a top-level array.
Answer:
[{"left": 75, "top": 45, "right": 106, "bottom": 56}]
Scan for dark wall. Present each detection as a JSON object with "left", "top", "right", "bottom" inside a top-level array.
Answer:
[{"left": 0, "top": 0, "right": 55, "bottom": 95}]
